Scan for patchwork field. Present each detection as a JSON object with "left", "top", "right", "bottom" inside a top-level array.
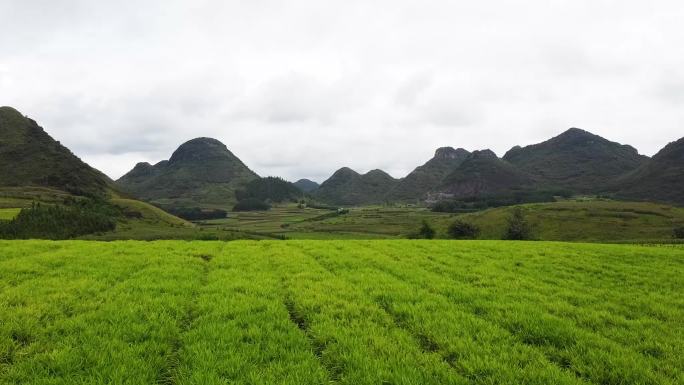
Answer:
[
  {"left": 0, "top": 209, "right": 20, "bottom": 221},
  {"left": 1, "top": 240, "right": 682, "bottom": 384},
  {"left": 194, "top": 200, "right": 684, "bottom": 242}
]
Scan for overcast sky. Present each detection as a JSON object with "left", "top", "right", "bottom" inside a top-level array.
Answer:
[{"left": 2, "top": 1, "right": 683, "bottom": 182}]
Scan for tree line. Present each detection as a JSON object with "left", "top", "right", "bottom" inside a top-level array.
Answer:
[{"left": 0, "top": 199, "right": 119, "bottom": 239}]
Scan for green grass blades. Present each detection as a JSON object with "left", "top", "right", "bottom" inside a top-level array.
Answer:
[
  {"left": 0, "top": 240, "right": 682, "bottom": 384},
  {"left": 0, "top": 209, "right": 20, "bottom": 221}
]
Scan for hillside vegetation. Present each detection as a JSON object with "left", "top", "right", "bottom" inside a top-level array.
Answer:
[
  {"left": 615, "top": 137, "right": 684, "bottom": 205},
  {"left": 0, "top": 240, "right": 682, "bottom": 384},
  {"left": 439, "top": 150, "right": 538, "bottom": 199},
  {"left": 458, "top": 200, "right": 684, "bottom": 242},
  {"left": 196, "top": 200, "right": 684, "bottom": 242},
  {"left": 0, "top": 107, "right": 113, "bottom": 198},
  {"left": 235, "top": 176, "right": 303, "bottom": 203},
  {"left": 503, "top": 128, "right": 647, "bottom": 192},
  {"left": 294, "top": 179, "right": 320, "bottom": 193},
  {"left": 387, "top": 147, "right": 470, "bottom": 201},
  {"left": 116, "top": 137, "right": 258, "bottom": 209},
  {"left": 314, "top": 168, "right": 398, "bottom": 206}
]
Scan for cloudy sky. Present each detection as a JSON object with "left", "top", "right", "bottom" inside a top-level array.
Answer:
[{"left": 2, "top": 1, "right": 683, "bottom": 182}]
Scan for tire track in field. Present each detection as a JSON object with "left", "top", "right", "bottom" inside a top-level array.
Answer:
[
  {"left": 156, "top": 254, "right": 212, "bottom": 385},
  {"left": 270, "top": 249, "right": 338, "bottom": 384},
  {"left": 1, "top": 248, "right": 156, "bottom": 371},
  {"left": 401, "top": 243, "right": 671, "bottom": 356},
  {"left": 300, "top": 242, "right": 588, "bottom": 384},
  {"left": 281, "top": 293, "right": 339, "bottom": 383},
  {"left": 353, "top": 242, "right": 668, "bottom": 384},
  {"left": 296, "top": 244, "right": 472, "bottom": 379},
  {"left": 288, "top": 243, "right": 470, "bottom": 383},
  {"left": 354, "top": 242, "right": 591, "bottom": 380}
]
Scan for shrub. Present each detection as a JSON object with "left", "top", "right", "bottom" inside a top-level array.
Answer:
[
  {"left": 448, "top": 219, "right": 480, "bottom": 239},
  {"left": 168, "top": 207, "right": 227, "bottom": 221},
  {"left": 195, "top": 233, "right": 220, "bottom": 241},
  {"left": 0, "top": 199, "right": 119, "bottom": 240},
  {"left": 235, "top": 177, "right": 302, "bottom": 203},
  {"left": 674, "top": 226, "right": 684, "bottom": 239},
  {"left": 504, "top": 207, "right": 532, "bottom": 240},
  {"left": 418, "top": 220, "right": 435, "bottom": 239},
  {"left": 233, "top": 198, "right": 271, "bottom": 212}
]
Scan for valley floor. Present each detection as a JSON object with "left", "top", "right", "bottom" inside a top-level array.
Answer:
[{"left": 0, "top": 240, "right": 682, "bottom": 384}]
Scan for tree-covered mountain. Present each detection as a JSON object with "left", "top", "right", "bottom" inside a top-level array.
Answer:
[
  {"left": 116, "top": 137, "right": 258, "bottom": 209},
  {"left": 0, "top": 106, "right": 113, "bottom": 198},
  {"left": 293, "top": 178, "right": 319, "bottom": 193},
  {"left": 503, "top": 128, "right": 647, "bottom": 192},
  {"left": 314, "top": 167, "right": 398, "bottom": 206},
  {"left": 614, "top": 137, "right": 684, "bottom": 205},
  {"left": 387, "top": 147, "right": 470, "bottom": 202},
  {"left": 236, "top": 177, "right": 303, "bottom": 203},
  {"left": 437, "top": 150, "right": 538, "bottom": 199}
]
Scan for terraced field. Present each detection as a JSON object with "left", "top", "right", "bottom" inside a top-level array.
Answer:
[
  {"left": 195, "top": 200, "right": 684, "bottom": 242},
  {"left": 1, "top": 240, "right": 682, "bottom": 384}
]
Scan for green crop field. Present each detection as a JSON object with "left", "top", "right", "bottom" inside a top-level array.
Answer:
[
  {"left": 195, "top": 200, "right": 684, "bottom": 242},
  {"left": 0, "top": 209, "right": 20, "bottom": 221},
  {"left": 1, "top": 240, "right": 682, "bottom": 384},
  {"left": 461, "top": 200, "right": 684, "bottom": 242}
]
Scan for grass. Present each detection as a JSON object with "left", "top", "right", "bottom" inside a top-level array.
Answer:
[
  {"left": 460, "top": 200, "right": 684, "bottom": 242},
  {"left": 193, "top": 200, "right": 684, "bottom": 242},
  {"left": 202, "top": 204, "right": 455, "bottom": 239},
  {"left": 110, "top": 198, "right": 193, "bottom": 227},
  {"left": 0, "top": 187, "right": 73, "bottom": 208},
  {"left": 0, "top": 240, "right": 682, "bottom": 384},
  {"left": 80, "top": 199, "right": 261, "bottom": 241},
  {"left": 0, "top": 209, "right": 20, "bottom": 221}
]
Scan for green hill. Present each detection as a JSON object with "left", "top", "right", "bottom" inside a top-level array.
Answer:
[
  {"left": 236, "top": 176, "right": 303, "bottom": 203},
  {"left": 314, "top": 168, "right": 398, "bottom": 206},
  {"left": 116, "top": 137, "right": 258, "bottom": 209},
  {"left": 503, "top": 128, "right": 647, "bottom": 192},
  {"left": 0, "top": 106, "right": 113, "bottom": 197},
  {"left": 437, "top": 150, "right": 538, "bottom": 199},
  {"left": 387, "top": 147, "right": 470, "bottom": 201},
  {"left": 293, "top": 178, "right": 319, "bottom": 193},
  {"left": 614, "top": 137, "right": 684, "bottom": 205}
]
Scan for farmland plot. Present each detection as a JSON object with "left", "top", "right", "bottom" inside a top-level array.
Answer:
[{"left": 0, "top": 240, "right": 682, "bottom": 384}]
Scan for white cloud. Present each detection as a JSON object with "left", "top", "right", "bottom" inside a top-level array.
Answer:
[{"left": 1, "top": 0, "right": 683, "bottom": 182}]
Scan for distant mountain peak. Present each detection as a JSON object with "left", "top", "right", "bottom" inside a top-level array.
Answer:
[
  {"left": 0, "top": 106, "right": 22, "bottom": 116},
  {"left": 315, "top": 166, "right": 397, "bottom": 205},
  {"left": 133, "top": 162, "right": 152, "bottom": 169},
  {"left": 332, "top": 167, "right": 361, "bottom": 177},
  {"left": 615, "top": 136, "right": 684, "bottom": 205},
  {"left": 169, "top": 137, "right": 236, "bottom": 163},
  {"left": 470, "top": 149, "right": 498, "bottom": 160},
  {"left": 365, "top": 169, "right": 392, "bottom": 177},
  {"left": 565, "top": 127, "right": 590, "bottom": 135},
  {"left": 0, "top": 106, "right": 113, "bottom": 197},
  {"left": 385, "top": 146, "right": 471, "bottom": 202},
  {"left": 293, "top": 178, "right": 319, "bottom": 193},
  {"left": 553, "top": 127, "right": 608, "bottom": 144},
  {"left": 503, "top": 127, "right": 647, "bottom": 191},
  {"left": 437, "top": 148, "right": 536, "bottom": 198},
  {"left": 117, "top": 137, "right": 258, "bottom": 209},
  {"left": 434, "top": 147, "right": 469, "bottom": 160}
]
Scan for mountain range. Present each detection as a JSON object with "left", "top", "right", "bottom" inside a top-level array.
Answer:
[
  {"left": 385, "top": 147, "right": 470, "bottom": 202},
  {"left": 2, "top": 106, "right": 683, "bottom": 208},
  {"left": 503, "top": 128, "right": 648, "bottom": 192},
  {"left": 313, "top": 168, "right": 398, "bottom": 206}
]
